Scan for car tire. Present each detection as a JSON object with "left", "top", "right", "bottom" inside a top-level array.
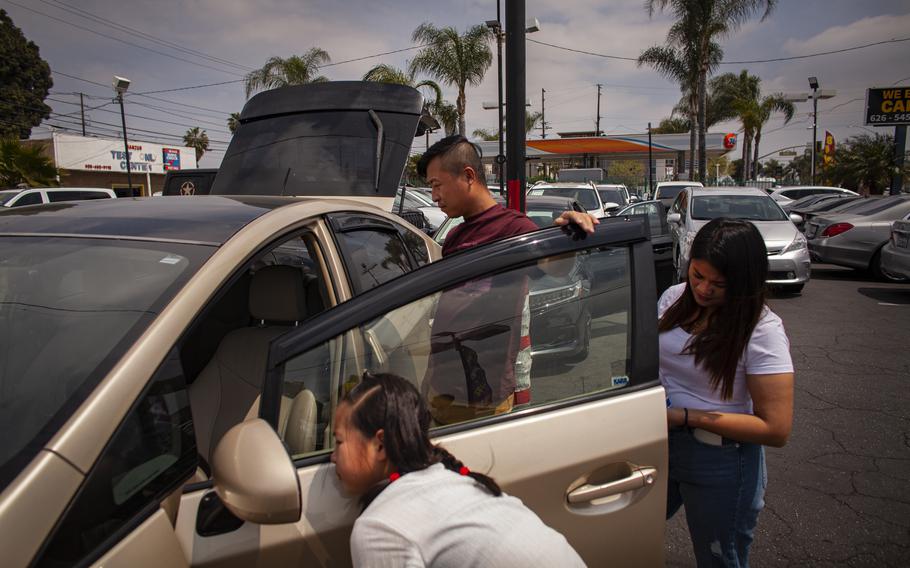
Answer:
[
  {"left": 568, "top": 312, "right": 591, "bottom": 363},
  {"left": 871, "top": 248, "right": 909, "bottom": 283}
]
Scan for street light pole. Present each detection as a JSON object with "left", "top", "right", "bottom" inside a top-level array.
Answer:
[
  {"left": 494, "top": 5, "right": 505, "bottom": 197},
  {"left": 809, "top": 77, "right": 819, "bottom": 185},
  {"left": 113, "top": 76, "right": 133, "bottom": 194}
]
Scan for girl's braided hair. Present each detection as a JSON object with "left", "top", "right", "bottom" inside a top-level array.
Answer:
[{"left": 343, "top": 371, "right": 501, "bottom": 509}]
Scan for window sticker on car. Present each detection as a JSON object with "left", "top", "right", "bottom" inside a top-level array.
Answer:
[
  {"left": 612, "top": 376, "right": 630, "bottom": 388},
  {"left": 529, "top": 189, "right": 544, "bottom": 196},
  {"left": 159, "top": 255, "right": 182, "bottom": 265}
]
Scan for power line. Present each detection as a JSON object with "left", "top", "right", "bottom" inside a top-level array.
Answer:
[
  {"left": 528, "top": 36, "right": 910, "bottom": 65},
  {"left": 40, "top": 0, "right": 255, "bottom": 72},
  {"left": 4, "top": 0, "right": 245, "bottom": 77},
  {"left": 47, "top": 97, "right": 232, "bottom": 134}
]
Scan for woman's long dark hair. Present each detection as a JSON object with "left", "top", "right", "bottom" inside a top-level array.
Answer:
[
  {"left": 658, "top": 218, "right": 768, "bottom": 399},
  {"left": 343, "top": 371, "right": 501, "bottom": 509}
]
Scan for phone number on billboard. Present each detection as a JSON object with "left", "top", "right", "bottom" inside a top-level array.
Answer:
[{"left": 868, "top": 113, "right": 910, "bottom": 123}]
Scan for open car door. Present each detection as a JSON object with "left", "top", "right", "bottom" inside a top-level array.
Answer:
[{"left": 178, "top": 216, "right": 667, "bottom": 567}]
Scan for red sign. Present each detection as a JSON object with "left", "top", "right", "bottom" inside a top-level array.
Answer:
[{"left": 723, "top": 133, "right": 737, "bottom": 150}]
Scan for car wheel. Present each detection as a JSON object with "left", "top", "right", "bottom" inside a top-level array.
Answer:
[
  {"left": 871, "top": 248, "right": 909, "bottom": 283},
  {"left": 568, "top": 312, "right": 591, "bottom": 362},
  {"left": 781, "top": 283, "right": 804, "bottom": 294}
]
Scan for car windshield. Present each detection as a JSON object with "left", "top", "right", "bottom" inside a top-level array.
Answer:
[
  {"left": 530, "top": 187, "right": 599, "bottom": 211},
  {"left": 691, "top": 194, "right": 789, "bottom": 221},
  {"left": 597, "top": 189, "right": 625, "bottom": 206},
  {"left": 0, "top": 236, "right": 213, "bottom": 488},
  {"left": 0, "top": 192, "right": 20, "bottom": 206}
]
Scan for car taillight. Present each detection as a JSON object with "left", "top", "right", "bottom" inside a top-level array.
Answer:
[{"left": 822, "top": 223, "right": 854, "bottom": 238}]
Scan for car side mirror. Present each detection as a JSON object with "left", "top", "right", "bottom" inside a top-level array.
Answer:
[
  {"left": 789, "top": 213, "right": 804, "bottom": 224},
  {"left": 629, "top": 195, "right": 641, "bottom": 203},
  {"left": 667, "top": 212, "right": 682, "bottom": 224},
  {"left": 211, "top": 418, "right": 302, "bottom": 525},
  {"left": 604, "top": 202, "right": 620, "bottom": 215}
]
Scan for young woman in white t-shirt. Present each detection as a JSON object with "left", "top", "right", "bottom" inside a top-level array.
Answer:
[
  {"left": 330, "top": 371, "right": 584, "bottom": 568},
  {"left": 658, "top": 218, "right": 794, "bottom": 567}
]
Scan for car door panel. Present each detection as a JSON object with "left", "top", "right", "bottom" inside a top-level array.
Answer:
[
  {"left": 251, "top": 218, "right": 664, "bottom": 565},
  {"left": 92, "top": 508, "right": 189, "bottom": 568}
]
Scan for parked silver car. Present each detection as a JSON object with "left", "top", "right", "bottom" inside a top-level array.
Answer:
[
  {"left": 769, "top": 185, "right": 858, "bottom": 205},
  {"left": 667, "top": 186, "right": 810, "bottom": 293},
  {"left": 806, "top": 195, "right": 910, "bottom": 281},
  {"left": 881, "top": 212, "right": 910, "bottom": 280}
]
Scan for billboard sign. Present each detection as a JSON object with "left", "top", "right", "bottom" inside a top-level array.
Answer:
[
  {"left": 53, "top": 133, "right": 198, "bottom": 173},
  {"left": 865, "top": 87, "right": 910, "bottom": 126},
  {"left": 162, "top": 148, "right": 181, "bottom": 171}
]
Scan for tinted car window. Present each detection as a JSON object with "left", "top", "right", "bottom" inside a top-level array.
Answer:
[
  {"left": 655, "top": 185, "right": 691, "bottom": 201},
  {"left": 275, "top": 245, "right": 634, "bottom": 458},
  {"left": 336, "top": 229, "right": 414, "bottom": 293},
  {"left": 11, "top": 192, "right": 42, "bottom": 207},
  {"left": 36, "top": 350, "right": 196, "bottom": 566},
  {"left": 598, "top": 188, "right": 626, "bottom": 206},
  {"left": 46, "top": 191, "right": 86, "bottom": 203},
  {"left": 0, "top": 191, "right": 19, "bottom": 205},
  {"left": 0, "top": 237, "right": 213, "bottom": 490}
]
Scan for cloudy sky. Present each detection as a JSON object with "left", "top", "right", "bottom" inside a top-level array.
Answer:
[{"left": 6, "top": 0, "right": 910, "bottom": 168}]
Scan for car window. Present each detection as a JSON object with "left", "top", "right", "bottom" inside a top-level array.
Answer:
[
  {"left": 597, "top": 188, "right": 626, "bottom": 206},
  {"left": 627, "top": 202, "right": 667, "bottom": 237},
  {"left": 691, "top": 195, "right": 788, "bottom": 221},
  {"left": 656, "top": 185, "right": 690, "bottom": 201},
  {"left": 0, "top": 237, "right": 213, "bottom": 491},
  {"left": 335, "top": 228, "right": 414, "bottom": 293},
  {"left": 531, "top": 187, "right": 599, "bottom": 211},
  {"left": 11, "top": 192, "right": 42, "bottom": 207},
  {"left": 272, "top": 244, "right": 636, "bottom": 459},
  {"left": 0, "top": 191, "right": 20, "bottom": 206},
  {"left": 46, "top": 191, "right": 90, "bottom": 203},
  {"left": 35, "top": 349, "right": 196, "bottom": 567}
]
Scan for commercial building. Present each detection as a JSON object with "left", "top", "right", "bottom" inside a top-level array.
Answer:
[
  {"left": 26, "top": 132, "right": 199, "bottom": 196},
  {"left": 475, "top": 131, "right": 737, "bottom": 187}
]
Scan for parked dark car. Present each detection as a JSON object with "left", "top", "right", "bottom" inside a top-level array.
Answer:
[{"left": 162, "top": 168, "right": 218, "bottom": 196}]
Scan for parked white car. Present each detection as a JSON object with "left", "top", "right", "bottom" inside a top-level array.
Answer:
[
  {"left": 768, "top": 186, "right": 858, "bottom": 205},
  {"left": 653, "top": 181, "right": 704, "bottom": 208},
  {"left": 667, "top": 186, "right": 810, "bottom": 293},
  {"left": 0, "top": 187, "right": 116, "bottom": 208},
  {"left": 528, "top": 181, "right": 607, "bottom": 218}
]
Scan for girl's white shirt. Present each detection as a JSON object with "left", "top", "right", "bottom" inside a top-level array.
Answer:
[{"left": 658, "top": 283, "right": 794, "bottom": 414}]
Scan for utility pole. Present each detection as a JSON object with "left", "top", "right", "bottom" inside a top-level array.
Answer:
[
  {"left": 541, "top": 88, "right": 547, "bottom": 139},
  {"left": 648, "top": 122, "right": 653, "bottom": 198},
  {"left": 595, "top": 84, "right": 602, "bottom": 137},
  {"left": 892, "top": 125, "right": 907, "bottom": 196},
  {"left": 79, "top": 93, "right": 86, "bottom": 136},
  {"left": 505, "top": 0, "right": 526, "bottom": 213}
]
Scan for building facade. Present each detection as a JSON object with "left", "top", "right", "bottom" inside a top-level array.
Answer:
[{"left": 26, "top": 132, "right": 199, "bottom": 196}]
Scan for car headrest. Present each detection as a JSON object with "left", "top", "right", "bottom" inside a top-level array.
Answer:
[{"left": 249, "top": 265, "right": 308, "bottom": 323}]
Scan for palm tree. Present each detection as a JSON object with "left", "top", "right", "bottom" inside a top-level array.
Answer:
[
  {"left": 472, "top": 128, "right": 498, "bottom": 141},
  {"left": 244, "top": 48, "right": 331, "bottom": 98},
  {"left": 409, "top": 23, "right": 493, "bottom": 136},
  {"left": 750, "top": 94, "right": 795, "bottom": 179},
  {"left": 183, "top": 127, "right": 209, "bottom": 162},
  {"left": 362, "top": 64, "right": 443, "bottom": 108},
  {"left": 0, "top": 138, "right": 59, "bottom": 187},
  {"left": 651, "top": 116, "right": 691, "bottom": 134},
  {"left": 227, "top": 112, "right": 241, "bottom": 134},
  {"left": 830, "top": 133, "right": 907, "bottom": 195},
  {"left": 645, "top": 0, "right": 778, "bottom": 180},
  {"left": 432, "top": 100, "right": 459, "bottom": 137},
  {"left": 711, "top": 70, "right": 793, "bottom": 180},
  {"left": 639, "top": 33, "right": 721, "bottom": 180}
]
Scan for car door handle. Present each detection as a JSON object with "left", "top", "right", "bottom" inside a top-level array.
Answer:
[
  {"left": 653, "top": 244, "right": 672, "bottom": 254},
  {"left": 566, "top": 466, "right": 658, "bottom": 504}
]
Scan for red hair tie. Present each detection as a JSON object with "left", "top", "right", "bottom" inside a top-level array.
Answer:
[
  {"left": 389, "top": 472, "right": 400, "bottom": 482},
  {"left": 459, "top": 466, "right": 470, "bottom": 476}
]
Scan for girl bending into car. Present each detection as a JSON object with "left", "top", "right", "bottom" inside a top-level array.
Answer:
[
  {"left": 331, "top": 371, "right": 584, "bottom": 567},
  {"left": 659, "top": 218, "right": 794, "bottom": 567}
]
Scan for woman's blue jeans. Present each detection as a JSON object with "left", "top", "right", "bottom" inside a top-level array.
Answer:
[{"left": 667, "top": 428, "right": 767, "bottom": 567}]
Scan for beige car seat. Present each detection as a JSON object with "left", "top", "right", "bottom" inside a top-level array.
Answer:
[{"left": 189, "top": 265, "right": 319, "bottom": 471}]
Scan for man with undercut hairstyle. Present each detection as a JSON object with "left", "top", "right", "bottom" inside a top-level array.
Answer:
[{"left": 417, "top": 135, "right": 595, "bottom": 423}]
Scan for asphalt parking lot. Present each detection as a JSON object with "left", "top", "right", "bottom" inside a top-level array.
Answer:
[{"left": 666, "top": 264, "right": 910, "bottom": 567}]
